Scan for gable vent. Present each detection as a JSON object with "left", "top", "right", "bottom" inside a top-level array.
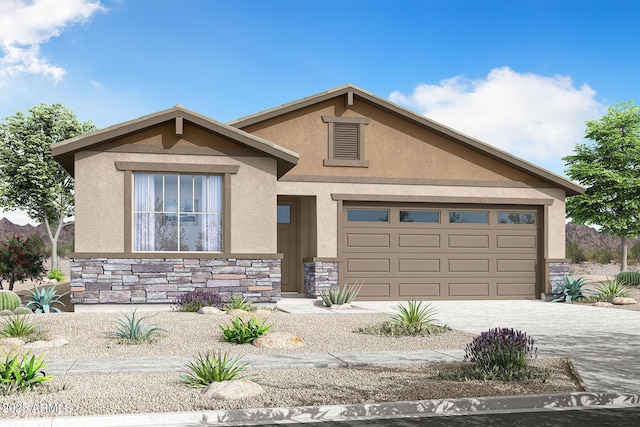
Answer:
[{"left": 333, "top": 122, "right": 360, "bottom": 160}]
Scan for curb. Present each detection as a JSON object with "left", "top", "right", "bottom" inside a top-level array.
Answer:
[{"left": 3, "top": 392, "right": 640, "bottom": 426}]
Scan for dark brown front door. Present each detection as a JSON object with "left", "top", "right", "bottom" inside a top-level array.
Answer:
[{"left": 277, "top": 200, "right": 299, "bottom": 292}]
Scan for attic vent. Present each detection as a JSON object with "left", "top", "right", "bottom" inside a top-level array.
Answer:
[
  {"left": 333, "top": 122, "right": 360, "bottom": 160},
  {"left": 322, "top": 115, "right": 370, "bottom": 168}
]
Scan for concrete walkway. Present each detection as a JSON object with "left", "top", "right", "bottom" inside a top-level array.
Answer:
[{"left": 6, "top": 299, "right": 640, "bottom": 426}]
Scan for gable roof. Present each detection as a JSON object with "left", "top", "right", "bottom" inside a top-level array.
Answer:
[
  {"left": 51, "top": 105, "right": 299, "bottom": 178},
  {"left": 228, "top": 84, "right": 584, "bottom": 196}
]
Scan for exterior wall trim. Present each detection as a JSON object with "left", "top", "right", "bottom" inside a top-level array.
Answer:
[
  {"left": 70, "top": 252, "right": 283, "bottom": 259},
  {"left": 331, "top": 193, "right": 555, "bottom": 205},
  {"left": 115, "top": 161, "right": 240, "bottom": 174}
]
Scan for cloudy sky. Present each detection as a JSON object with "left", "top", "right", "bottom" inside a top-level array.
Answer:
[{"left": 1, "top": 0, "right": 638, "bottom": 224}]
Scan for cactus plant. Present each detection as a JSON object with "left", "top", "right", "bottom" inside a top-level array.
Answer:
[
  {"left": 13, "top": 307, "right": 33, "bottom": 315},
  {"left": 0, "top": 309, "right": 14, "bottom": 316},
  {"left": 0, "top": 290, "right": 21, "bottom": 311},
  {"left": 616, "top": 271, "right": 640, "bottom": 286}
]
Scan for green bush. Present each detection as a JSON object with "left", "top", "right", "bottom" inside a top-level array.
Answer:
[
  {"left": 320, "top": 281, "right": 363, "bottom": 307},
  {"left": 109, "top": 310, "right": 166, "bottom": 343},
  {"left": 180, "top": 351, "right": 247, "bottom": 387},
  {"left": 0, "top": 352, "right": 52, "bottom": 395},
  {"left": 47, "top": 268, "right": 65, "bottom": 282},
  {"left": 391, "top": 300, "right": 437, "bottom": 326},
  {"left": 356, "top": 300, "right": 448, "bottom": 337},
  {"left": 0, "top": 236, "right": 45, "bottom": 291},
  {"left": 0, "top": 290, "right": 21, "bottom": 311},
  {"left": 220, "top": 316, "right": 272, "bottom": 344},
  {"left": 222, "top": 295, "right": 255, "bottom": 312},
  {"left": 0, "top": 315, "right": 40, "bottom": 338},
  {"left": 584, "top": 247, "right": 614, "bottom": 264},
  {"left": 616, "top": 271, "right": 640, "bottom": 286},
  {"left": 552, "top": 276, "right": 590, "bottom": 302},
  {"left": 588, "top": 279, "right": 632, "bottom": 302},
  {"left": 25, "top": 286, "right": 67, "bottom": 313},
  {"left": 630, "top": 243, "right": 640, "bottom": 262},
  {"left": 566, "top": 241, "right": 586, "bottom": 263}
]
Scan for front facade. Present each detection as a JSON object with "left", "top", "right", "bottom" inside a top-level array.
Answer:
[{"left": 52, "top": 85, "right": 583, "bottom": 306}]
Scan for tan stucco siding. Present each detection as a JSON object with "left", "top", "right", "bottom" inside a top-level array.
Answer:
[
  {"left": 276, "top": 181, "right": 565, "bottom": 260},
  {"left": 74, "top": 151, "right": 278, "bottom": 254},
  {"left": 244, "top": 98, "right": 542, "bottom": 183}
]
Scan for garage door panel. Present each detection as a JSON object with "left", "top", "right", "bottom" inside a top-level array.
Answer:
[
  {"left": 497, "top": 235, "right": 536, "bottom": 249},
  {"left": 497, "top": 282, "right": 536, "bottom": 297},
  {"left": 449, "top": 259, "right": 490, "bottom": 273},
  {"left": 399, "top": 282, "right": 441, "bottom": 297},
  {"left": 359, "top": 282, "right": 392, "bottom": 298},
  {"left": 497, "top": 259, "right": 536, "bottom": 273},
  {"left": 448, "top": 282, "right": 490, "bottom": 297},
  {"left": 398, "top": 258, "right": 441, "bottom": 273},
  {"left": 346, "top": 258, "right": 390, "bottom": 273},
  {"left": 398, "top": 234, "right": 441, "bottom": 248},
  {"left": 346, "top": 233, "right": 390, "bottom": 248},
  {"left": 448, "top": 234, "right": 490, "bottom": 248}
]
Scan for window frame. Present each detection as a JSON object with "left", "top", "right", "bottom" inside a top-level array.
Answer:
[
  {"left": 322, "top": 115, "right": 370, "bottom": 167},
  {"left": 116, "top": 161, "right": 238, "bottom": 254}
]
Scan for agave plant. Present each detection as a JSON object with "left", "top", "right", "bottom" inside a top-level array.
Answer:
[
  {"left": 180, "top": 351, "right": 247, "bottom": 387},
  {"left": 551, "top": 276, "right": 590, "bottom": 303},
  {"left": 594, "top": 278, "right": 632, "bottom": 299},
  {"left": 109, "top": 310, "right": 166, "bottom": 343},
  {"left": 390, "top": 300, "right": 438, "bottom": 326},
  {"left": 25, "top": 286, "right": 68, "bottom": 313},
  {"left": 320, "top": 281, "right": 363, "bottom": 307}
]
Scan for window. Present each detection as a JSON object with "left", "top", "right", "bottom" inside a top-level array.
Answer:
[
  {"left": 449, "top": 211, "right": 488, "bottom": 224},
  {"left": 133, "top": 173, "right": 222, "bottom": 251},
  {"left": 277, "top": 205, "right": 291, "bottom": 224},
  {"left": 400, "top": 210, "right": 440, "bottom": 223},
  {"left": 498, "top": 212, "right": 536, "bottom": 224},
  {"left": 322, "top": 115, "right": 370, "bottom": 167},
  {"left": 347, "top": 209, "right": 389, "bottom": 222}
]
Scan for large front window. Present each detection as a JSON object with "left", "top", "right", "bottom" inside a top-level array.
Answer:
[{"left": 133, "top": 173, "right": 222, "bottom": 251}]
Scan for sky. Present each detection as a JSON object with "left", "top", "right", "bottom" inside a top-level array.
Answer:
[{"left": 1, "top": 0, "right": 639, "bottom": 225}]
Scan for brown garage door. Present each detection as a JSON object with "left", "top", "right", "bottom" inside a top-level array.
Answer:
[{"left": 340, "top": 203, "right": 541, "bottom": 300}]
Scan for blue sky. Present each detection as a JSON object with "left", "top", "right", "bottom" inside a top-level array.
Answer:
[{"left": 1, "top": 0, "right": 639, "bottom": 224}]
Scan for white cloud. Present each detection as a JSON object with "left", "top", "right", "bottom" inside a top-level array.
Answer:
[
  {"left": 389, "top": 67, "right": 604, "bottom": 165},
  {"left": 0, "top": 0, "right": 105, "bottom": 82}
]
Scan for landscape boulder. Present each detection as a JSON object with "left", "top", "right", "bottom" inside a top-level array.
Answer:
[
  {"left": 252, "top": 331, "right": 305, "bottom": 349},
  {"left": 611, "top": 297, "right": 637, "bottom": 305},
  {"left": 593, "top": 302, "right": 614, "bottom": 307},
  {"left": 202, "top": 379, "right": 264, "bottom": 400},
  {"left": 198, "top": 307, "right": 223, "bottom": 315}
]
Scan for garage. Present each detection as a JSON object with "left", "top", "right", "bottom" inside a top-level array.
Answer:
[{"left": 340, "top": 202, "right": 542, "bottom": 300}]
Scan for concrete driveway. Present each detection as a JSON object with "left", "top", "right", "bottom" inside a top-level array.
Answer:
[{"left": 354, "top": 299, "right": 640, "bottom": 394}]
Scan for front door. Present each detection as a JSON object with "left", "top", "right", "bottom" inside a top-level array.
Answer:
[{"left": 277, "top": 200, "right": 299, "bottom": 292}]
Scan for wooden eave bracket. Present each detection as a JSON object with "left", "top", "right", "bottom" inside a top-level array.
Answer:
[
  {"left": 345, "top": 91, "right": 354, "bottom": 107},
  {"left": 175, "top": 116, "right": 184, "bottom": 137}
]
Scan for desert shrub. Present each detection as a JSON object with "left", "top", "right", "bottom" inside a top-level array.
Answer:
[
  {"left": 438, "top": 327, "right": 550, "bottom": 382},
  {"left": 616, "top": 271, "right": 640, "bottom": 286},
  {"left": 585, "top": 279, "right": 632, "bottom": 303},
  {"left": 551, "top": 276, "right": 590, "bottom": 302},
  {"left": 0, "top": 315, "right": 40, "bottom": 339},
  {"left": 566, "top": 241, "right": 586, "bottom": 263},
  {"left": 47, "top": 268, "right": 65, "bottom": 282},
  {"left": 109, "top": 310, "right": 166, "bottom": 343},
  {"left": 0, "top": 290, "right": 21, "bottom": 311},
  {"left": 220, "top": 316, "right": 272, "bottom": 344},
  {"left": 391, "top": 300, "right": 437, "bottom": 326},
  {"left": 0, "top": 352, "right": 52, "bottom": 395},
  {"left": 25, "top": 286, "right": 67, "bottom": 313},
  {"left": 357, "top": 300, "right": 448, "bottom": 337},
  {"left": 222, "top": 295, "right": 255, "bottom": 312},
  {"left": 0, "top": 236, "right": 45, "bottom": 291},
  {"left": 12, "top": 307, "right": 32, "bottom": 315},
  {"left": 174, "top": 290, "right": 223, "bottom": 312},
  {"left": 630, "top": 243, "right": 640, "bottom": 262},
  {"left": 180, "top": 351, "right": 247, "bottom": 387},
  {"left": 320, "top": 281, "right": 363, "bottom": 307},
  {"left": 584, "top": 247, "right": 614, "bottom": 264},
  {"left": 56, "top": 242, "right": 74, "bottom": 258}
]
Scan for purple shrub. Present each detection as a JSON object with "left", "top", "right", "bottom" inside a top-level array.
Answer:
[
  {"left": 464, "top": 327, "right": 537, "bottom": 371},
  {"left": 174, "top": 290, "right": 223, "bottom": 312}
]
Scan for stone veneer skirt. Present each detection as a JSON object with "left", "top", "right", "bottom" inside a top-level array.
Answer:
[{"left": 70, "top": 258, "right": 281, "bottom": 304}]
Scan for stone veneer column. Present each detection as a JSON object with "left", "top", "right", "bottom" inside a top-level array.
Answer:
[
  {"left": 548, "top": 261, "right": 570, "bottom": 294},
  {"left": 70, "top": 258, "right": 281, "bottom": 304},
  {"left": 303, "top": 260, "right": 339, "bottom": 297}
]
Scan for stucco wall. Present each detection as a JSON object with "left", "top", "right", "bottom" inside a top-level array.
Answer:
[
  {"left": 276, "top": 180, "right": 566, "bottom": 260},
  {"left": 74, "top": 150, "right": 278, "bottom": 254}
]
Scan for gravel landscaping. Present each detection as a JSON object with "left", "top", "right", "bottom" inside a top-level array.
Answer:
[{"left": 0, "top": 308, "right": 584, "bottom": 419}]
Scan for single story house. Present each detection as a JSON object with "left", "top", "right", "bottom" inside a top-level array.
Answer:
[{"left": 51, "top": 84, "right": 584, "bottom": 307}]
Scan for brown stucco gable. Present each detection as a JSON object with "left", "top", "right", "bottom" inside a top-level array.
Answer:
[
  {"left": 51, "top": 105, "right": 299, "bottom": 178},
  {"left": 229, "top": 84, "right": 584, "bottom": 196}
]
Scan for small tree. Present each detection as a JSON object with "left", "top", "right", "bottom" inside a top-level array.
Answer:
[
  {"left": 0, "top": 236, "right": 46, "bottom": 291},
  {"left": 0, "top": 104, "right": 96, "bottom": 269},
  {"left": 563, "top": 101, "right": 640, "bottom": 271}
]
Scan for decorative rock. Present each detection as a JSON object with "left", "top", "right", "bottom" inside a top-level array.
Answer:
[
  {"left": 594, "top": 302, "right": 614, "bottom": 307},
  {"left": 226, "top": 309, "right": 250, "bottom": 318},
  {"left": 198, "top": 306, "right": 223, "bottom": 315},
  {"left": 0, "top": 337, "right": 25, "bottom": 349},
  {"left": 252, "top": 331, "right": 305, "bottom": 349},
  {"left": 23, "top": 337, "right": 69, "bottom": 349},
  {"left": 328, "top": 303, "right": 351, "bottom": 310},
  {"left": 611, "top": 297, "right": 637, "bottom": 305},
  {"left": 202, "top": 379, "right": 264, "bottom": 400}
]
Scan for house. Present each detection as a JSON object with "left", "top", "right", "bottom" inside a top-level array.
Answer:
[{"left": 51, "top": 84, "right": 583, "bottom": 308}]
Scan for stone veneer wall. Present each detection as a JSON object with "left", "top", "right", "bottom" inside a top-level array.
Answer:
[
  {"left": 548, "top": 261, "right": 570, "bottom": 293},
  {"left": 70, "top": 258, "right": 281, "bottom": 304},
  {"left": 304, "top": 261, "right": 339, "bottom": 297}
]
